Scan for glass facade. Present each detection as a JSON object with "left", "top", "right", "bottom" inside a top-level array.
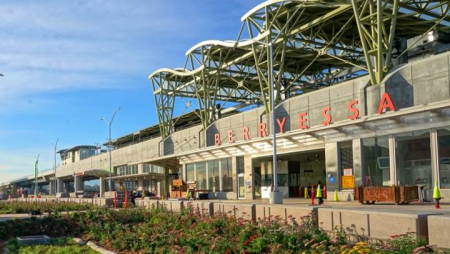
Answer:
[
  {"left": 123, "top": 181, "right": 137, "bottom": 191},
  {"left": 185, "top": 157, "right": 233, "bottom": 193},
  {"left": 207, "top": 160, "right": 220, "bottom": 192},
  {"left": 438, "top": 127, "right": 450, "bottom": 189},
  {"left": 221, "top": 158, "right": 233, "bottom": 192},
  {"left": 186, "top": 163, "right": 195, "bottom": 182},
  {"left": 196, "top": 162, "right": 207, "bottom": 190},
  {"left": 143, "top": 164, "right": 164, "bottom": 174},
  {"left": 396, "top": 130, "right": 432, "bottom": 188},
  {"left": 362, "top": 136, "right": 390, "bottom": 187},
  {"left": 117, "top": 165, "right": 138, "bottom": 176}
]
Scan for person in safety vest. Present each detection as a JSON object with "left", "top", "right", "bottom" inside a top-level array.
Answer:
[{"left": 317, "top": 181, "right": 324, "bottom": 205}]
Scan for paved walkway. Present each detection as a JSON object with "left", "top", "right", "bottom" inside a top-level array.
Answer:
[{"left": 0, "top": 214, "right": 31, "bottom": 222}]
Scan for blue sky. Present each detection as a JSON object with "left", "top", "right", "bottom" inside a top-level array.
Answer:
[{"left": 0, "top": 0, "right": 262, "bottom": 183}]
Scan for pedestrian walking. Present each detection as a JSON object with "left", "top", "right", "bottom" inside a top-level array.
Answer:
[{"left": 317, "top": 181, "right": 324, "bottom": 205}]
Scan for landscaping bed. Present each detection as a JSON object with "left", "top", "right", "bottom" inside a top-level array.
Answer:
[
  {"left": 0, "top": 201, "right": 94, "bottom": 215},
  {"left": 0, "top": 206, "right": 449, "bottom": 253},
  {"left": 6, "top": 238, "right": 98, "bottom": 254}
]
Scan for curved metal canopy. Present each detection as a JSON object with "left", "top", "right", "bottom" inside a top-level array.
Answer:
[{"left": 149, "top": 0, "right": 450, "bottom": 138}]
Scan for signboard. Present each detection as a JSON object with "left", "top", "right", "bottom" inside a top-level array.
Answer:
[
  {"left": 343, "top": 168, "right": 353, "bottom": 176},
  {"left": 342, "top": 176, "right": 355, "bottom": 189},
  {"left": 173, "top": 179, "right": 183, "bottom": 187}
]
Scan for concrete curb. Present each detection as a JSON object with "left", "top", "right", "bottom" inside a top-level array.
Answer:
[
  {"left": 72, "top": 237, "right": 87, "bottom": 245},
  {"left": 86, "top": 241, "right": 117, "bottom": 254},
  {"left": 73, "top": 238, "right": 116, "bottom": 254}
]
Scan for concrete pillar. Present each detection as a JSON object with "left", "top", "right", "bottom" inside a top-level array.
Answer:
[
  {"left": 99, "top": 177, "right": 106, "bottom": 197},
  {"left": 138, "top": 179, "right": 144, "bottom": 191},
  {"left": 430, "top": 128, "right": 440, "bottom": 187},
  {"left": 244, "top": 155, "right": 253, "bottom": 200},
  {"left": 159, "top": 178, "right": 166, "bottom": 199},
  {"left": 353, "top": 139, "right": 363, "bottom": 186},
  {"left": 74, "top": 176, "right": 83, "bottom": 193},
  {"left": 138, "top": 164, "right": 144, "bottom": 174},
  {"left": 325, "top": 142, "right": 339, "bottom": 191},
  {"left": 49, "top": 181, "right": 55, "bottom": 195},
  {"left": 388, "top": 134, "right": 398, "bottom": 185},
  {"left": 57, "top": 178, "right": 64, "bottom": 193}
]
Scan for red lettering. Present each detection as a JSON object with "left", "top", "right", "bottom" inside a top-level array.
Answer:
[
  {"left": 228, "top": 130, "right": 234, "bottom": 143},
  {"left": 276, "top": 117, "right": 287, "bottom": 134},
  {"left": 243, "top": 127, "right": 250, "bottom": 141},
  {"left": 299, "top": 112, "right": 308, "bottom": 129},
  {"left": 214, "top": 133, "right": 221, "bottom": 146},
  {"left": 322, "top": 107, "right": 332, "bottom": 126},
  {"left": 258, "top": 123, "right": 268, "bottom": 137},
  {"left": 348, "top": 100, "right": 359, "bottom": 120},
  {"left": 377, "top": 92, "right": 396, "bottom": 114}
]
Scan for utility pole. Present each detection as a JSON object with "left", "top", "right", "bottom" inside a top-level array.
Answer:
[
  {"left": 34, "top": 154, "right": 40, "bottom": 203},
  {"left": 101, "top": 107, "right": 121, "bottom": 193},
  {"left": 52, "top": 139, "right": 59, "bottom": 195}
]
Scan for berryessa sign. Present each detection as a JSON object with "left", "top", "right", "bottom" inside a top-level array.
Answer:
[{"left": 213, "top": 92, "right": 396, "bottom": 146}]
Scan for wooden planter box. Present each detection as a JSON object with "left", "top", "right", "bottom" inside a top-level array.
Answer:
[{"left": 354, "top": 186, "right": 419, "bottom": 204}]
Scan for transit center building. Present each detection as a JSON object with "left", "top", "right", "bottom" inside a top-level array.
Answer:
[{"left": 2, "top": 0, "right": 450, "bottom": 202}]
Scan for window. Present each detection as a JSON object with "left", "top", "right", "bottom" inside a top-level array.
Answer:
[
  {"left": 123, "top": 181, "right": 137, "bottom": 191},
  {"left": 237, "top": 156, "right": 245, "bottom": 174},
  {"left": 117, "top": 166, "right": 127, "bottom": 176},
  {"left": 260, "top": 161, "right": 273, "bottom": 187},
  {"left": 362, "top": 136, "right": 390, "bottom": 187},
  {"left": 396, "top": 130, "right": 432, "bottom": 188},
  {"left": 186, "top": 163, "right": 195, "bottom": 182},
  {"left": 208, "top": 160, "right": 220, "bottom": 192},
  {"left": 196, "top": 162, "right": 207, "bottom": 190},
  {"left": 117, "top": 165, "right": 137, "bottom": 176},
  {"left": 438, "top": 127, "right": 450, "bottom": 189},
  {"left": 221, "top": 158, "right": 233, "bottom": 192},
  {"left": 143, "top": 164, "right": 164, "bottom": 174}
]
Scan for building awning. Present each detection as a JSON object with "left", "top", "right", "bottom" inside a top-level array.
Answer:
[{"left": 74, "top": 169, "right": 110, "bottom": 178}]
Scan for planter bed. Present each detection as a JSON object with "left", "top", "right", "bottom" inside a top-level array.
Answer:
[
  {"left": 6, "top": 237, "right": 98, "bottom": 254},
  {"left": 0, "top": 207, "right": 448, "bottom": 254},
  {"left": 0, "top": 201, "right": 95, "bottom": 215}
]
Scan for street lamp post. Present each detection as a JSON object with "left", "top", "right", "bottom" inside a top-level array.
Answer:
[
  {"left": 52, "top": 139, "right": 59, "bottom": 195},
  {"left": 251, "top": 38, "right": 283, "bottom": 204},
  {"left": 34, "top": 154, "right": 40, "bottom": 203},
  {"left": 267, "top": 42, "right": 283, "bottom": 204},
  {"left": 101, "top": 107, "right": 121, "bottom": 193}
]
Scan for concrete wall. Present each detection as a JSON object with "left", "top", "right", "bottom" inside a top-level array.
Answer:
[
  {"left": 13, "top": 197, "right": 450, "bottom": 249},
  {"left": 428, "top": 215, "right": 450, "bottom": 249},
  {"left": 318, "top": 208, "right": 442, "bottom": 241},
  {"left": 204, "top": 52, "right": 450, "bottom": 148},
  {"left": 213, "top": 203, "right": 255, "bottom": 221},
  {"left": 255, "top": 204, "right": 317, "bottom": 224},
  {"left": 163, "top": 125, "right": 203, "bottom": 155},
  {"left": 384, "top": 53, "right": 450, "bottom": 110},
  {"left": 205, "top": 77, "right": 368, "bottom": 147},
  {"left": 56, "top": 137, "right": 161, "bottom": 178}
]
